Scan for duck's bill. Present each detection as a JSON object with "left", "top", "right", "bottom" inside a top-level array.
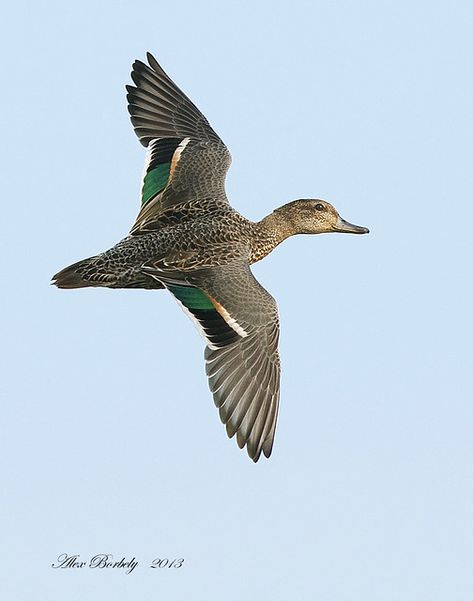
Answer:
[{"left": 334, "top": 217, "right": 369, "bottom": 234}]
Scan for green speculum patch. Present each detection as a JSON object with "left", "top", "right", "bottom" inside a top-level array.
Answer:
[
  {"left": 168, "top": 285, "right": 215, "bottom": 311},
  {"left": 141, "top": 163, "right": 171, "bottom": 205}
]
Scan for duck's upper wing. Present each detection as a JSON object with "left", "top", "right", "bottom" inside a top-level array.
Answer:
[
  {"left": 144, "top": 262, "right": 281, "bottom": 462},
  {"left": 127, "top": 53, "right": 232, "bottom": 234}
]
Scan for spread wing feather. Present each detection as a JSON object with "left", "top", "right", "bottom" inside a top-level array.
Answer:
[
  {"left": 127, "top": 53, "right": 232, "bottom": 233},
  {"left": 145, "top": 263, "right": 281, "bottom": 462}
]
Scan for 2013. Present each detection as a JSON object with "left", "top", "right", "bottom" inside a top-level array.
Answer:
[{"left": 150, "top": 558, "right": 184, "bottom": 568}]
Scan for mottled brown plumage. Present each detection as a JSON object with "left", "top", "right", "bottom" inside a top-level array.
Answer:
[{"left": 52, "top": 53, "right": 369, "bottom": 462}]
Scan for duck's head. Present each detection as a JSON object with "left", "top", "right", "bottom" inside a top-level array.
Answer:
[{"left": 275, "top": 199, "right": 369, "bottom": 236}]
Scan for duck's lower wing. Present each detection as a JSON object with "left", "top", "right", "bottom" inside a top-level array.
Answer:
[{"left": 148, "top": 263, "right": 281, "bottom": 462}]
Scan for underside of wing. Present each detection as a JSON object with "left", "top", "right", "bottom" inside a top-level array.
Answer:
[
  {"left": 127, "top": 53, "right": 232, "bottom": 233},
  {"left": 151, "top": 265, "right": 281, "bottom": 462}
]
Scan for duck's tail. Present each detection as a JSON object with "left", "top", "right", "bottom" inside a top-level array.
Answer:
[
  {"left": 52, "top": 256, "right": 164, "bottom": 290},
  {"left": 52, "top": 256, "right": 103, "bottom": 289}
]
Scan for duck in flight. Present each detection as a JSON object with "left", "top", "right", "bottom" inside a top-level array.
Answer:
[{"left": 53, "top": 53, "right": 369, "bottom": 462}]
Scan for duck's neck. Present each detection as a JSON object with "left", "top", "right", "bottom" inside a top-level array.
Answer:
[{"left": 250, "top": 210, "right": 295, "bottom": 263}]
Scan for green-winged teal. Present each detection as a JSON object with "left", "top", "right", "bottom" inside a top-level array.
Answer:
[{"left": 53, "top": 53, "right": 369, "bottom": 462}]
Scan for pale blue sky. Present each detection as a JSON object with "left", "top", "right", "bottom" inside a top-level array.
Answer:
[{"left": 1, "top": 1, "right": 472, "bottom": 599}]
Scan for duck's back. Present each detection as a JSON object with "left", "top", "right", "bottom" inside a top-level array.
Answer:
[{"left": 53, "top": 206, "right": 253, "bottom": 290}]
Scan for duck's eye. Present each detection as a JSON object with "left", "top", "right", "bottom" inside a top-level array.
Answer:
[{"left": 315, "top": 203, "right": 325, "bottom": 211}]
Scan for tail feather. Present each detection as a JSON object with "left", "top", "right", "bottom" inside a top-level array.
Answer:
[
  {"left": 52, "top": 257, "right": 101, "bottom": 289},
  {"left": 52, "top": 256, "right": 164, "bottom": 290}
]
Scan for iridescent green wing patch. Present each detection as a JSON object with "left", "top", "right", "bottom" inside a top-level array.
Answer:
[
  {"left": 141, "top": 137, "right": 182, "bottom": 205},
  {"left": 167, "top": 284, "right": 214, "bottom": 310},
  {"left": 167, "top": 284, "right": 240, "bottom": 347}
]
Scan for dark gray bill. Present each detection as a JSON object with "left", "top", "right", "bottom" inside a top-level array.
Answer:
[{"left": 334, "top": 216, "right": 369, "bottom": 234}]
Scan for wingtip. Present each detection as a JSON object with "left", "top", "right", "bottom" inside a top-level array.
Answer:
[
  {"left": 250, "top": 449, "right": 262, "bottom": 463},
  {"left": 262, "top": 443, "right": 273, "bottom": 459},
  {"left": 146, "top": 52, "right": 162, "bottom": 74},
  {"left": 248, "top": 441, "right": 266, "bottom": 463}
]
